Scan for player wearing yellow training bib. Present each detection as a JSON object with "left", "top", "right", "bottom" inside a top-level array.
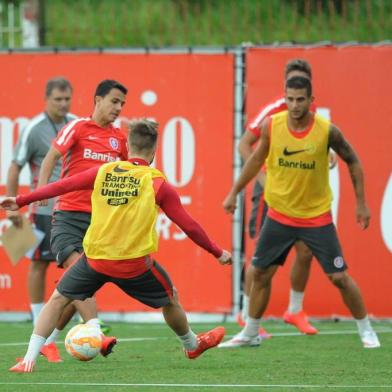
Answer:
[{"left": 221, "top": 76, "right": 380, "bottom": 350}]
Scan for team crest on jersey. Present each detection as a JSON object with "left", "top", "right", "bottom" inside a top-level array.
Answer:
[
  {"left": 333, "top": 256, "right": 344, "bottom": 269},
  {"left": 109, "top": 137, "right": 119, "bottom": 151}
]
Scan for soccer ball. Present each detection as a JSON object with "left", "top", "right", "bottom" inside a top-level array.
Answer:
[{"left": 64, "top": 324, "right": 102, "bottom": 361}]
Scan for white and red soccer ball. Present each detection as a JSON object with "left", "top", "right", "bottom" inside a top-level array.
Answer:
[{"left": 64, "top": 324, "right": 102, "bottom": 361}]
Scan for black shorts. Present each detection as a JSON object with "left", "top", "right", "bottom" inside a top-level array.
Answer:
[
  {"left": 252, "top": 216, "right": 347, "bottom": 274},
  {"left": 248, "top": 182, "right": 268, "bottom": 239},
  {"left": 57, "top": 255, "right": 174, "bottom": 309},
  {"left": 50, "top": 210, "right": 91, "bottom": 268},
  {"left": 30, "top": 214, "right": 55, "bottom": 262}
]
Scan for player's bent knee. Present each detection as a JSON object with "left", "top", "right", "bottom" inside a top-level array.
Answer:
[
  {"left": 49, "top": 289, "right": 72, "bottom": 306},
  {"left": 328, "top": 272, "right": 349, "bottom": 289}
]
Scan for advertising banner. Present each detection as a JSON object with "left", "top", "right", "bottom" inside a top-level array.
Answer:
[
  {"left": 0, "top": 52, "right": 234, "bottom": 314},
  {"left": 245, "top": 46, "right": 392, "bottom": 317}
]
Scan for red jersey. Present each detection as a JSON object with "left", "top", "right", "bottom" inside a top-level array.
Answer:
[
  {"left": 247, "top": 95, "right": 317, "bottom": 138},
  {"left": 53, "top": 117, "right": 128, "bottom": 212}
]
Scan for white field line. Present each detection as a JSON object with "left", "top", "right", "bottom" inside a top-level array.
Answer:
[
  {"left": 1, "top": 328, "right": 391, "bottom": 347},
  {"left": 0, "top": 382, "right": 392, "bottom": 389}
]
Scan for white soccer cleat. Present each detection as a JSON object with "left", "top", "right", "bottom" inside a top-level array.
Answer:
[
  {"left": 360, "top": 330, "right": 381, "bottom": 348},
  {"left": 218, "top": 332, "right": 261, "bottom": 348}
]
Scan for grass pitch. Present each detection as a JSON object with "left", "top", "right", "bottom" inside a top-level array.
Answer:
[{"left": 0, "top": 320, "right": 391, "bottom": 391}]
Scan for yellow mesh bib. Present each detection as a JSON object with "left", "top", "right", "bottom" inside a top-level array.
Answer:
[
  {"left": 264, "top": 111, "right": 332, "bottom": 218},
  {"left": 83, "top": 161, "right": 165, "bottom": 260}
]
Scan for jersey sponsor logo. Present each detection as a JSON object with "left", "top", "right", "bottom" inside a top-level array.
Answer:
[
  {"left": 283, "top": 147, "right": 309, "bottom": 156},
  {"left": 83, "top": 148, "right": 118, "bottom": 162},
  {"left": 278, "top": 158, "right": 315, "bottom": 170},
  {"left": 109, "top": 137, "right": 119, "bottom": 151},
  {"left": 113, "top": 165, "right": 129, "bottom": 173},
  {"left": 107, "top": 197, "right": 129, "bottom": 206},
  {"left": 87, "top": 135, "right": 99, "bottom": 140},
  {"left": 333, "top": 256, "right": 344, "bottom": 269}
]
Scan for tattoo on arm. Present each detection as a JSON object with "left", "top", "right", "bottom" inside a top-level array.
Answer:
[
  {"left": 329, "top": 125, "right": 365, "bottom": 201},
  {"left": 328, "top": 125, "right": 359, "bottom": 165}
]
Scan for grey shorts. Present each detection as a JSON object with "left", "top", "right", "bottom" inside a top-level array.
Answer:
[
  {"left": 30, "top": 214, "right": 55, "bottom": 262},
  {"left": 57, "top": 254, "right": 174, "bottom": 309},
  {"left": 50, "top": 210, "right": 91, "bottom": 268},
  {"left": 252, "top": 216, "right": 347, "bottom": 274}
]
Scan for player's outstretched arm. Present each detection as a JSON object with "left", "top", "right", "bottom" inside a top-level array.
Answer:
[
  {"left": 11, "top": 167, "right": 98, "bottom": 209},
  {"left": 329, "top": 124, "right": 370, "bottom": 229},
  {"left": 157, "top": 182, "right": 232, "bottom": 265},
  {"left": 223, "top": 118, "right": 270, "bottom": 214}
]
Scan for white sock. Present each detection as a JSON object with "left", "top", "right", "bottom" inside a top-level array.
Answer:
[
  {"left": 241, "top": 295, "right": 249, "bottom": 321},
  {"left": 45, "top": 328, "right": 61, "bottom": 345},
  {"left": 288, "top": 289, "right": 304, "bottom": 314},
  {"left": 243, "top": 317, "right": 260, "bottom": 338},
  {"left": 24, "top": 334, "right": 46, "bottom": 362},
  {"left": 356, "top": 315, "right": 373, "bottom": 335},
  {"left": 30, "top": 303, "right": 44, "bottom": 326},
  {"left": 86, "top": 318, "right": 101, "bottom": 330},
  {"left": 178, "top": 329, "right": 198, "bottom": 351}
]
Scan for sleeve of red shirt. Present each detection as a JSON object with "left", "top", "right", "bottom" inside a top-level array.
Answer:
[
  {"left": 247, "top": 96, "right": 287, "bottom": 138},
  {"left": 52, "top": 119, "right": 79, "bottom": 155},
  {"left": 155, "top": 180, "right": 223, "bottom": 258},
  {"left": 16, "top": 166, "right": 99, "bottom": 207}
]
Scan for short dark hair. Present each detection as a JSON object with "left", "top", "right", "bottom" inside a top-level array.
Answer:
[
  {"left": 285, "top": 76, "right": 312, "bottom": 97},
  {"left": 95, "top": 79, "right": 127, "bottom": 98},
  {"left": 285, "top": 59, "right": 312, "bottom": 80},
  {"left": 45, "top": 77, "right": 72, "bottom": 97},
  {"left": 128, "top": 119, "right": 158, "bottom": 153}
]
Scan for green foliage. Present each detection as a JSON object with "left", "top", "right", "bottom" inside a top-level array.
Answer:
[
  {"left": 42, "top": 0, "right": 392, "bottom": 47},
  {"left": 1, "top": 320, "right": 392, "bottom": 391}
]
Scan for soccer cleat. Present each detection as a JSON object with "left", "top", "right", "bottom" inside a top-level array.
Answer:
[
  {"left": 9, "top": 360, "right": 35, "bottom": 373},
  {"left": 218, "top": 332, "right": 261, "bottom": 348},
  {"left": 100, "top": 335, "right": 117, "bottom": 357},
  {"left": 98, "top": 319, "right": 111, "bottom": 336},
  {"left": 236, "top": 313, "right": 272, "bottom": 339},
  {"left": 360, "top": 330, "right": 381, "bottom": 348},
  {"left": 40, "top": 342, "right": 63, "bottom": 363},
  {"left": 283, "top": 310, "right": 318, "bottom": 335},
  {"left": 184, "top": 326, "right": 225, "bottom": 359}
]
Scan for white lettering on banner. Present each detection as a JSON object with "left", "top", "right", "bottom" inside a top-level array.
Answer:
[
  {"left": 0, "top": 274, "right": 11, "bottom": 289},
  {"left": 162, "top": 117, "right": 195, "bottom": 187},
  {"left": 381, "top": 174, "right": 392, "bottom": 253},
  {"left": 0, "top": 116, "right": 31, "bottom": 186},
  {"left": 316, "top": 108, "right": 339, "bottom": 226},
  {"left": 156, "top": 196, "right": 191, "bottom": 240}
]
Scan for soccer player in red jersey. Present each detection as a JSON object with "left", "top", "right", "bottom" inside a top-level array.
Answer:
[
  {"left": 4, "top": 119, "right": 231, "bottom": 373},
  {"left": 237, "top": 59, "right": 336, "bottom": 336},
  {"left": 36, "top": 80, "right": 129, "bottom": 352}
]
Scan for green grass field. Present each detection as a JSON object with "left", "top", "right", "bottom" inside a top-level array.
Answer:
[{"left": 1, "top": 320, "right": 392, "bottom": 391}]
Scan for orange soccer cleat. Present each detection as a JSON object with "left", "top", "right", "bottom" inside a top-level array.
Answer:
[
  {"left": 184, "top": 326, "right": 225, "bottom": 359},
  {"left": 283, "top": 310, "right": 318, "bottom": 335},
  {"left": 9, "top": 360, "right": 35, "bottom": 373},
  {"left": 100, "top": 335, "right": 117, "bottom": 357},
  {"left": 40, "top": 342, "right": 63, "bottom": 363}
]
